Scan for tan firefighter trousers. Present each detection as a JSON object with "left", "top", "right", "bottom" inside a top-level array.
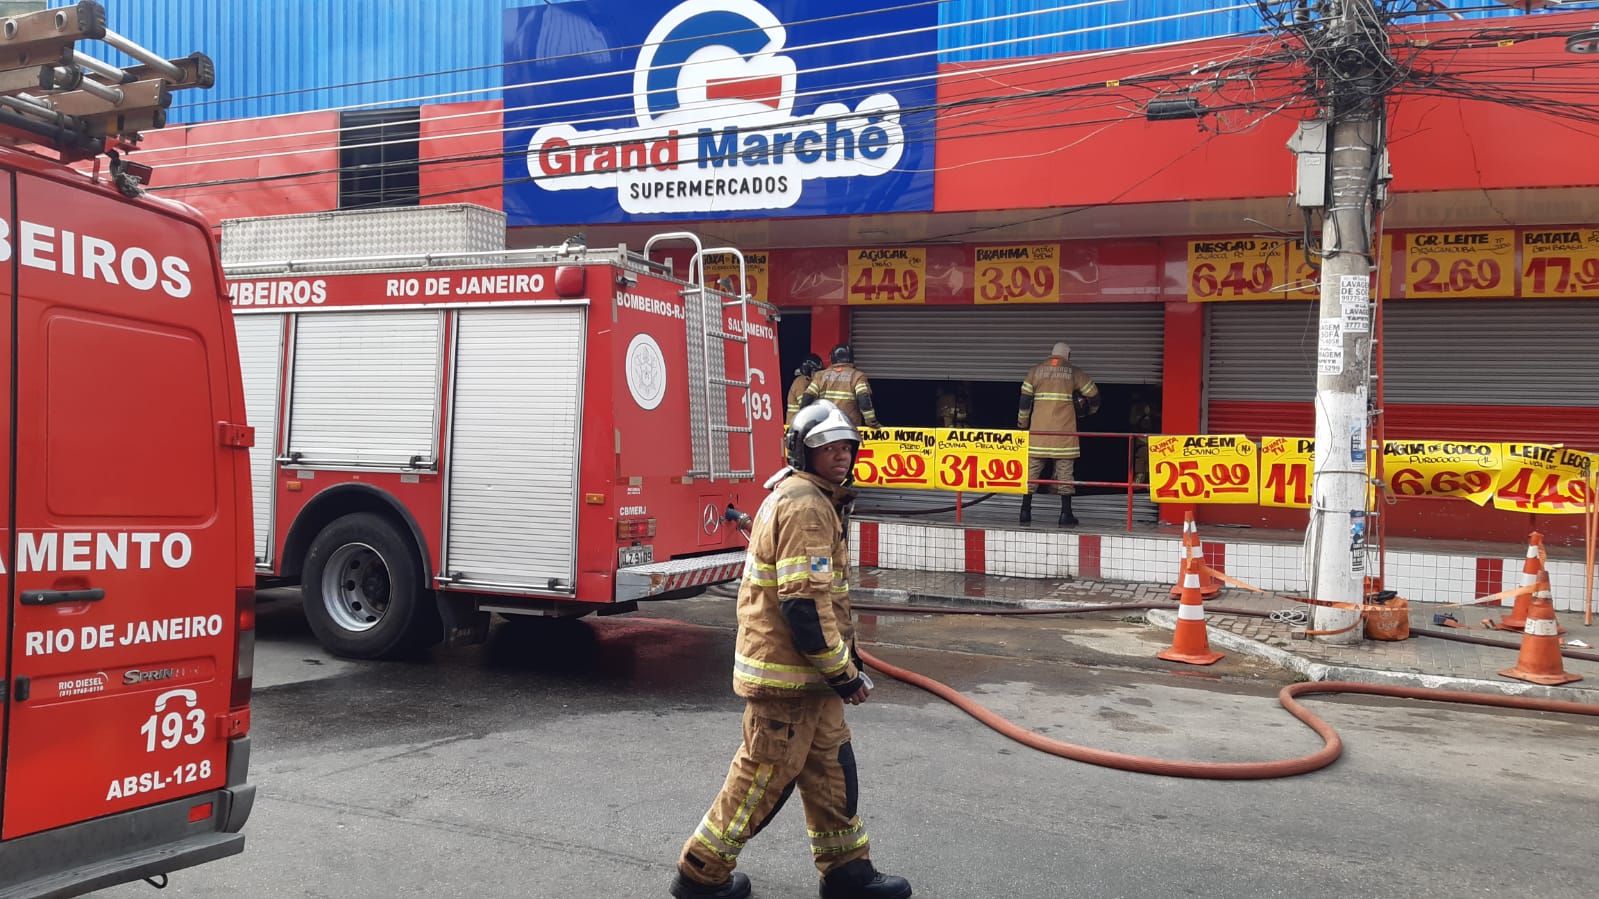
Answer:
[
  {"left": 1028, "top": 456, "right": 1077, "bottom": 495},
  {"left": 678, "top": 695, "right": 870, "bottom": 884}
]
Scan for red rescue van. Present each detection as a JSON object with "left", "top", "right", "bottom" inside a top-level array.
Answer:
[{"left": 0, "top": 4, "right": 254, "bottom": 896}]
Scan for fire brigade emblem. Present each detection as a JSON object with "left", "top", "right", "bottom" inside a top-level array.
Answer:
[{"left": 625, "top": 333, "right": 667, "bottom": 410}]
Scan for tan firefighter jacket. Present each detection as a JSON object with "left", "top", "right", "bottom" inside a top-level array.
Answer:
[
  {"left": 732, "top": 471, "right": 863, "bottom": 700},
  {"left": 785, "top": 373, "right": 812, "bottom": 427},
  {"left": 1018, "top": 356, "right": 1099, "bottom": 459},
  {"left": 803, "top": 364, "right": 879, "bottom": 427}
]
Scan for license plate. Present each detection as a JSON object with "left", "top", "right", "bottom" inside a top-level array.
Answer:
[{"left": 618, "top": 545, "right": 654, "bottom": 567}]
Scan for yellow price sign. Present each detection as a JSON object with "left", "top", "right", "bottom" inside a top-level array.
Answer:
[
  {"left": 1520, "top": 228, "right": 1599, "bottom": 297},
  {"left": 846, "top": 247, "right": 925, "bottom": 305},
  {"left": 853, "top": 427, "right": 937, "bottom": 490},
  {"left": 1494, "top": 444, "right": 1594, "bottom": 514},
  {"left": 933, "top": 428, "right": 1029, "bottom": 494},
  {"left": 1383, "top": 440, "right": 1500, "bottom": 506},
  {"left": 1147, "top": 435, "right": 1259, "bottom": 504},
  {"left": 974, "top": 244, "right": 1060, "bottom": 304},
  {"left": 703, "top": 251, "right": 769, "bottom": 304},
  {"left": 1283, "top": 240, "right": 1320, "bottom": 301},
  {"left": 1403, "top": 229, "right": 1514, "bottom": 298},
  {"left": 1259, "top": 436, "right": 1314, "bottom": 508},
  {"left": 1186, "top": 238, "right": 1286, "bottom": 302}
]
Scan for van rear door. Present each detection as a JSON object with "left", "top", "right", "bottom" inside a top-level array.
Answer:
[{"left": 2, "top": 171, "right": 239, "bottom": 838}]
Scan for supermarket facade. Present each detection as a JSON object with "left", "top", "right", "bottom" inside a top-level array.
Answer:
[{"left": 124, "top": 1, "right": 1599, "bottom": 545}]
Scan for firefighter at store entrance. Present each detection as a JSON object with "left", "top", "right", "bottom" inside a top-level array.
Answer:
[
  {"left": 786, "top": 353, "right": 825, "bottom": 427},
  {"left": 800, "top": 344, "right": 881, "bottom": 428},
  {"left": 670, "top": 400, "right": 912, "bottom": 899},
  {"left": 1018, "top": 342, "right": 1100, "bottom": 527}
]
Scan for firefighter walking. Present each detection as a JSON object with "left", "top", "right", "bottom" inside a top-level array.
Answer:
[
  {"left": 801, "top": 344, "right": 881, "bottom": 428},
  {"left": 670, "top": 400, "right": 911, "bottom": 899},
  {"left": 1017, "top": 342, "right": 1099, "bottom": 527}
]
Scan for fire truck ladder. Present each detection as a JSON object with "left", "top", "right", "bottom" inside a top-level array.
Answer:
[
  {"left": 0, "top": 1, "right": 214, "bottom": 164},
  {"left": 644, "top": 232, "right": 756, "bottom": 482}
]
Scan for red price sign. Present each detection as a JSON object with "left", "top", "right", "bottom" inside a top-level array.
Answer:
[
  {"left": 853, "top": 428, "right": 936, "bottom": 490},
  {"left": 1520, "top": 229, "right": 1599, "bottom": 298},
  {"left": 703, "top": 251, "right": 769, "bottom": 304},
  {"left": 1186, "top": 239, "right": 1285, "bottom": 302},
  {"left": 1148, "top": 435, "right": 1258, "bottom": 503},
  {"left": 847, "top": 247, "right": 925, "bottom": 305},
  {"left": 1493, "top": 444, "right": 1594, "bottom": 514},
  {"left": 1403, "top": 229, "right": 1514, "bottom": 298},
  {"left": 933, "top": 428, "right": 1029, "bottom": 494},
  {"left": 1260, "top": 436, "right": 1314, "bottom": 508},
  {"left": 974, "top": 244, "right": 1059, "bottom": 304}
]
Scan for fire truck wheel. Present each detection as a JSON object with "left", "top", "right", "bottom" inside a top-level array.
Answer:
[{"left": 302, "top": 512, "right": 437, "bottom": 659}]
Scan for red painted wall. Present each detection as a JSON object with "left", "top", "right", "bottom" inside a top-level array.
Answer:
[
  {"left": 421, "top": 102, "right": 503, "bottom": 210},
  {"left": 934, "top": 12, "right": 1599, "bottom": 214},
  {"left": 137, "top": 113, "right": 341, "bottom": 228}
]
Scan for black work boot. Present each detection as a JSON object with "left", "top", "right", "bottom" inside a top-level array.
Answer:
[
  {"left": 819, "top": 859, "right": 913, "bottom": 899},
  {"left": 1058, "top": 494, "right": 1078, "bottom": 527},
  {"left": 1019, "top": 493, "right": 1033, "bottom": 524},
  {"left": 670, "top": 870, "right": 751, "bottom": 899}
]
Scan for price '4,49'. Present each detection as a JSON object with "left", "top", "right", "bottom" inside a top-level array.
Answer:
[{"left": 850, "top": 266, "right": 920, "bottom": 303}]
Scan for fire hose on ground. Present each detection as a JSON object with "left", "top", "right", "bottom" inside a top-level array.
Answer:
[{"left": 850, "top": 601, "right": 1599, "bottom": 780}]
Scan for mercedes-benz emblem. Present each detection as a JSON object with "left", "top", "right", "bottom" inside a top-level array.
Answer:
[{"left": 702, "top": 503, "right": 721, "bottom": 536}]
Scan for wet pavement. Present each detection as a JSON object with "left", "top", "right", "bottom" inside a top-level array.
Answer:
[
  {"left": 851, "top": 567, "right": 1599, "bottom": 705},
  {"left": 97, "top": 592, "right": 1599, "bottom": 899}
]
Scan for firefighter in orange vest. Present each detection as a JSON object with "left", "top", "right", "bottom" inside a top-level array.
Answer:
[
  {"left": 800, "top": 344, "right": 880, "bottom": 428},
  {"left": 1018, "top": 342, "right": 1099, "bottom": 527},
  {"left": 670, "top": 400, "right": 912, "bottom": 899},
  {"left": 785, "top": 353, "right": 824, "bottom": 427}
]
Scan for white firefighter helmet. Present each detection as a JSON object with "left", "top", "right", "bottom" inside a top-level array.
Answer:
[{"left": 785, "top": 399, "right": 860, "bottom": 475}]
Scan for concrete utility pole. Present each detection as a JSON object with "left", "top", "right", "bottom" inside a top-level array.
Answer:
[{"left": 1307, "top": 0, "right": 1386, "bottom": 643}]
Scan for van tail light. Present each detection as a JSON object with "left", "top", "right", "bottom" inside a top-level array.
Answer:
[
  {"left": 616, "top": 517, "right": 657, "bottom": 540},
  {"left": 230, "top": 585, "right": 255, "bottom": 720}
]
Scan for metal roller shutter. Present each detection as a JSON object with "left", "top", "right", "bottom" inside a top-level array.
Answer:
[
  {"left": 286, "top": 311, "right": 442, "bottom": 467},
  {"left": 442, "top": 306, "right": 585, "bottom": 592},
  {"left": 1383, "top": 301, "right": 1599, "bottom": 405},
  {"left": 851, "top": 305, "right": 1164, "bottom": 383},
  {"left": 1208, "top": 300, "right": 1599, "bottom": 405},
  {"left": 233, "top": 314, "right": 284, "bottom": 563}
]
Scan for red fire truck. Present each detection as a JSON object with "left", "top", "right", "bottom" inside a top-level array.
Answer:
[
  {"left": 0, "top": 4, "right": 255, "bottom": 897},
  {"left": 221, "top": 205, "right": 785, "bottom": 659}
]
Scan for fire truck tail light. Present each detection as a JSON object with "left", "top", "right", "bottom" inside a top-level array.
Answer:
[
  {"left": 231, "top": 586, "right": 255, "bottom": 712},
  {"left": 617, "top": 518, "right": 657, "bottom": 539},
  {"left": 554, "top": 265, "right": 586, "bottom": 297},
  {"left": 188, "top": 802, "right": 214, "bottom": 823}
]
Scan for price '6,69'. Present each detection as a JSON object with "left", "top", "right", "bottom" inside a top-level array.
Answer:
[{"left": 1389, "top": 467, "right": 1494, "bottom": 497}]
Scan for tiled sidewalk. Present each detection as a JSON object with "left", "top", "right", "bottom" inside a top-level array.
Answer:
[{"left": 851, "top": 567, "right": 1599, "bottom": 704}]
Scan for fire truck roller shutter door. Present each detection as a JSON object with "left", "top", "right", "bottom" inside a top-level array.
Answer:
[
  {"left": 232, "top": 314, "right": 285, "bottom": 566},
  {"left": 301, "top": 512, "right": 439, "bottom": 659}
]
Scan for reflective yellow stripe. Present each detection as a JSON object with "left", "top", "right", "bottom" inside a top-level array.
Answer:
[
  {"left": 806, "top": 641, "right": 850, "bottom": 675},
  {"left": 809, "top": 820, "right": 869, "bottom": 855},
  {"left": 820, "top": 391, "right": 855, "bottom": 402},
  {"left": 734, "top": 653, "right": 828, "bottom": 689},
  {"left": 1033, "top": 392, "right": 1074, "bottom": 401},
  {"left": 1021, "top": 382, "right": 1035, "bottom": 395},
  {"left": 745, "top": 554, "right": 779, "bottom": 586},
  {"left": 694, "top": 814, "right": 745, "bottom": 861},
  {"left": 854, "top": 384, "right": 870, "bottom": 394},
  {"left": 728, "top": 763, "right": 774, "bottom": 842}
]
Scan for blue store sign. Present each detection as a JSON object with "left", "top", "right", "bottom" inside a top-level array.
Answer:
[{"left": 503, "top": 0, "right": 936, "bottom": 226}]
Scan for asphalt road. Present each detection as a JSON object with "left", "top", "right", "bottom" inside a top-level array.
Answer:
[{"left": 98, "top": 590, "right": 1598, "bottom": 899}]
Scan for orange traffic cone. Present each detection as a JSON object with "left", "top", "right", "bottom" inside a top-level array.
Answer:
[
  {"left": 1168, "top": 512, "right": 1220, "bottom": 598},
  {"left": 1493, "top": 532, "right": 1543, "bottom": 631},
  {"left": 1499, "top": 570, "right": 1581, "bottom": 686},
  {"left": 1159, "top": 553, "right": 1224, "bottom": 666}
]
